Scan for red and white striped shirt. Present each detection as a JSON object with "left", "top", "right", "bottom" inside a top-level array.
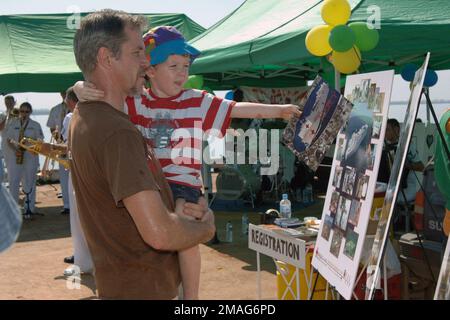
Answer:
[{"left": 125, "top": 88, "right": 235, "bottom": 188}]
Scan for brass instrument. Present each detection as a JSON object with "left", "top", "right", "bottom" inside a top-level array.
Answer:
[
  {"left": 15, "top": 120, "right": 28, "bottom": 164},
  {"left": 18, "top": 137, "right": 70, "bottom": 169}
]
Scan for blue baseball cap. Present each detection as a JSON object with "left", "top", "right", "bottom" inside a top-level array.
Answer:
[{"left": 143, "top": 26, "right": 201, "bottom": 65}]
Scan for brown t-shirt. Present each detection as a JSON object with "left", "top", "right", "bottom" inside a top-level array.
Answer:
[{"left": 68, "top": 101, "right": 180, "bottom": 299}]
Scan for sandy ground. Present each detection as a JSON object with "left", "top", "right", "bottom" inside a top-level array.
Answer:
[{"left": 0, "top": 183, "right": 325, "bottom": 300}]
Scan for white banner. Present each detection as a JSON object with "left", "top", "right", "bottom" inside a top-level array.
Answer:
[
  {"left": 241, "top": 86, "right": 308, "bottom": 106},
  {"left": 248, "top": 224, "right": 306, "bottom": 269}
]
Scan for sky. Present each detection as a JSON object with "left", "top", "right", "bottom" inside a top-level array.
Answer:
[{"left": 1, "top": 0, "right": 449, "bottom": 118}]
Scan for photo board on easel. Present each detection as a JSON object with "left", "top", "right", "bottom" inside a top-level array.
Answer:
[
  {"left": 365, "top": 53, "right": 431, "bottom": 300},
  {"left": 311, "top": 70, "right": 394, "bottom": 300},
  {"left": 434, "top": 237, "right": 450, "bottom": 300}
]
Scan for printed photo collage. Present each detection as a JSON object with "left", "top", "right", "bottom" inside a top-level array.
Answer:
[
  {"left": 282, "top": 76, "right": 353, "bottom": 172},
  {"left": 321, "top": 78, "right": 387, "bottom": 261}
]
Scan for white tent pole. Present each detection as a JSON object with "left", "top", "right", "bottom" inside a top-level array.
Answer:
[{"left": 334, "top": 68, "right": 341, "bottom": 91}]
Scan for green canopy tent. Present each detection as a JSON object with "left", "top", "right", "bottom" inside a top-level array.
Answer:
[
  {"left": 0, "top": 13, "right": 205, "bottom": 93},
  {"left": 189, "top": 0, "right": 450, "bottom": 89}
]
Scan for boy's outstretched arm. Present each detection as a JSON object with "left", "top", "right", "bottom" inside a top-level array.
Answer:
[{"left": 230, "top": 102, "right": 301, "bottom": 121}]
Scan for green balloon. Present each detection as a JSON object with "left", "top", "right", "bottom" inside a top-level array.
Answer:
[
  {"left": 349, "top": 22, "right": 379, "bottom": 52},
  {"left": 183, "top": 79, "right": 193, "bottom": 89},
  {"left": 184, "top": 75, "right": 204, "bottom": 89},
  {"left": 329, "top": 25, "right": 355, "bottom": 52}
]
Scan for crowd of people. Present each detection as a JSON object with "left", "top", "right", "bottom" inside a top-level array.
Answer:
[
  {"left": 0, "top": 10, "right": 302, "bottom": 299},
  {"left": 0, "top": 9, "right": 430, "bottom": 300},
  {"left": 0, "top": 91, "right": 73, "bottom": 216},
  {"left": 0, "top": 96, "right": 43, "bottom": 215}
]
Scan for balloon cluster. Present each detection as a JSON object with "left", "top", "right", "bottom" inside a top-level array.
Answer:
[
  {"left": 305, "top": 0, "right": 379, "bottom": 74},
  {"left": 401, "top": 64, "right": 438, "bottom": 87}
]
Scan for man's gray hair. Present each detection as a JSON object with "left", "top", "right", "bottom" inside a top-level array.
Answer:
[{"left": 73, "top": 9, "right": 147, "bottom": 76}]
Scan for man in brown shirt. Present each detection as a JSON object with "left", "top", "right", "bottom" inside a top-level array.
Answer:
[{"left": 69, "top": 9, "right": 215, "bottom": 299}]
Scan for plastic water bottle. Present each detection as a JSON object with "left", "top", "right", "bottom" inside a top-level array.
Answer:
[
  {"left": 279, "top": 194, "right": 292, "bottom": 219},
  {"left": 303, "top": 184, "right": 313, "bottom": 205},
  {"left": 242, "top": 213, "right": 249, "bottom": 235},
  {"left": 226, "top": 221, "right": 233, "bottom": 242}
]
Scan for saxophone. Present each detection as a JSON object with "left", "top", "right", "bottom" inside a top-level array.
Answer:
[
  {"left": 15, "top": 121, "right": 27, "bottom": 165},
  {"left": 18, "top": 137, "right": 70, "bottom": 169}
]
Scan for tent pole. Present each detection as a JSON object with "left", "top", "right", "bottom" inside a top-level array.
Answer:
[{"left": 334, "top": 68, "right": 341, "bottom": 91}]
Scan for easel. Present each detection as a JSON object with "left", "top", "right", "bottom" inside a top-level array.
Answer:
[
  {"left": 354, "top": 241, "right": 391, "bottom": 300},
  {"left": 434, "top": 234, "right": 450, "bottom": 300},
  {"left": 306, "top": 256, "right": 388, "bottom": 300},
  {"left": 364, "top": 73, "right": 450, "bottom": 300},
  {"left": 386, "top": 87, "right": 448, "bottom": 290},
  {"left": 306, "top": 267, "right": 339, "bottom": 300}
]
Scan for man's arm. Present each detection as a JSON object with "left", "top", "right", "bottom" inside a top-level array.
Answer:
[
  {"left": 123, "top": 190, "right": 215, "bottom": 251},
  {"left": 230, "top": 102, "right": 301, "bottom": 121},
  {"left": 406, "top": 142, "right": 424, "bottom": 172},
  {"left": 46, "top": 107, "right": 56, "bottom": 131},
  {"left": 0, "top": 118, "right": 6, "bottom": 131}
]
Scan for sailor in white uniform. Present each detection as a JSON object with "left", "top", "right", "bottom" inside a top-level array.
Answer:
[
  {"left": 61, "top": 87, "right": 93, "bottom": 275},
  {"left": 4, "top": 102, "right": 43, "bottom": 213},
  {"left": 1, "top": 95, "right": 20, "bottom": 184},
  {"left": 47, "top": 92, "right": 70, "bottom": 214},
  {"left": 0, "top": 112, "right": 6, "bottom": 182}
]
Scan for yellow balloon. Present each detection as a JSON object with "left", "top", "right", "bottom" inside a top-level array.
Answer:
[
  {"left": 305, "top": 25, "right": 333, "bottom": 57},
  {"left": 321, "top": 0, "right": 351, "bottom": 26},
  {"left": 331, "top": 47, "right": 361, "bottom": 74}
]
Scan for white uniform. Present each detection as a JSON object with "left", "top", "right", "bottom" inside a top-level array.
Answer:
[
  {"left": 0, "top": 113, "right": 6, "bottom": 183},
  {"left": 1, "top": 112, "right": 19, "bottom": 183},
  {"left": 63, "top": 113, "right": 93, "bottom": 273},
  {"left": 47, "top": 103, "right": 70, "bottom": 210},
  {"left": 46, "top": 102, "right": 68, "bottom": 132},
  {"left": 0, "top": 151, "right": 3, "bottom": 183},
  {"left": 4, "top": 118, "right": 44, "bottom": 212}
]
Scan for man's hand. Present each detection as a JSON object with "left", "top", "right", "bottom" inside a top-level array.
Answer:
[
  {"left": 191, "top": 198, "right": 215, "bottom": 241},
  {"left": 7, "top": 138, "right": 19, "bottom": 152},
  {"left": 279, "top": 104, "right": 302, "bottom": 121},
  {"left": 73, "top": 81, "right": 104, "bottom": 102},
  {"left": 177, "top": 197, "right": 215, "bottom": 241},
  {"left": 182, "top": 196, "right": 210, "bottom": 220}
]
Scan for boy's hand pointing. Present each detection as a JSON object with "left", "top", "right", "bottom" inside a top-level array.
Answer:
[{"left": 279, "top": 104, "right": 302, "bottom": 121}]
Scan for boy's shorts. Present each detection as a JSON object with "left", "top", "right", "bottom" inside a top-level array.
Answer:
[{"left": 169, "top": 183, "right": 202, "bottom": 204}]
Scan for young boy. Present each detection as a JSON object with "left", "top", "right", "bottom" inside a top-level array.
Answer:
[{"left": 75, "top": 26, "right": 301, "bottom": 299}]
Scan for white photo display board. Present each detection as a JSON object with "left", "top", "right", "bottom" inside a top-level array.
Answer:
[
  {"left": 312, "top": 70, "right": 394, "bottom": 300},
  {"left": 365, "top": 53, "right": 430, "bottom": 300}
]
